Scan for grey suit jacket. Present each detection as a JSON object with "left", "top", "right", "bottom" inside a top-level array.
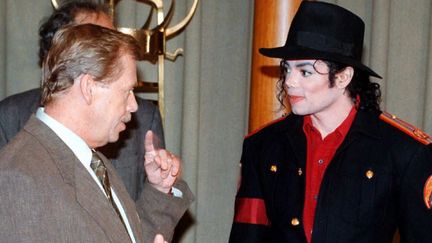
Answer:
[
  {"left": 0, "top": 117, "right": 194, "bottom": 242},
  {"left": 0, "top": 88, "right": 165, "bottom": 200}
]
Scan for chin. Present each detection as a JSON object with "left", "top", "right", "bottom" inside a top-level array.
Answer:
[
  {"left": 291, "top": 107, "right": 304, "bottom": 115},
  {"left": 108, "top": 134, "right": 120, "bottom": 143},
  {"left": 291, "top": 107, "right": 312, "bottom": 116}
]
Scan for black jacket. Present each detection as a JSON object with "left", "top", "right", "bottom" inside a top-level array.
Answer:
[{"left": 230, "top": 109, "right": 432, "bottom": 243}]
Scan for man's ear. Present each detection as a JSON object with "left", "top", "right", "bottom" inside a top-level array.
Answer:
[
  {"left": 335, "top": 66, "right": 354, "bottom": 89},
  {"left": 79, "top": 74, "right": 95, "bottom": 105}
]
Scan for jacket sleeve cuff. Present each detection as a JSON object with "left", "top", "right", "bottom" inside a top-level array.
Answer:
[{"left": 136, "top": 179, "right": 194, "bottom": 242}]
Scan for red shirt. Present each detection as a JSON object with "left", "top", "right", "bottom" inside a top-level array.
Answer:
[{"left": 302, "top": 107, "right": 357, "bottom": 243}]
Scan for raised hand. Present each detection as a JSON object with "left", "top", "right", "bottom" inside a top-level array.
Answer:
[{"left": 144, "top": 130, "right": 180, "bottom": 193}]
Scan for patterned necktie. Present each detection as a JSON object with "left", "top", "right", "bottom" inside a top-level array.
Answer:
[{"left": 90, "top": 150, "right": 127, "bottom": 230}]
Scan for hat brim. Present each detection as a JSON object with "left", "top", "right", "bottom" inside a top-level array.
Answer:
[{"left": 259, "top": 46, "right": 382, "bottom": 79}]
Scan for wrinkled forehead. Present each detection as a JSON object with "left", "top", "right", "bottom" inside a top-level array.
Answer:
[
  {"left": 111, "top": 54, "right": 138, "bottom": 86},
  {"left": 74, "top": 12, "right": 114, "bottom": 30}
]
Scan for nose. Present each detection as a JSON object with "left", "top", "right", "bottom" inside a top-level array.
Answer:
[
  {"left": 285, "top": 73, "right": 299, "bottom": 88},
  {"left": 127, "top": 91, "right": 138, "bottom": 113}
]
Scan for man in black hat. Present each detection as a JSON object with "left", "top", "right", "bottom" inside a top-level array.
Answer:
[{"left": 229, "top": 1, "right": 432, "bottom": 242}]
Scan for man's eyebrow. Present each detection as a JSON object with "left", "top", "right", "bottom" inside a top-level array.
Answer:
[{"left": 295, "top": 62, "right": 315, "bottom": 68}]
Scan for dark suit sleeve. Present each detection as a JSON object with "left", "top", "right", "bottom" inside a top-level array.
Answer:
[
  {"left": 398, "top": 145, "right": 432, "bottom": 242},
  {"left": 229, "top": 137, "right": 271, "bottom": 243},
  {"left": 150, "top": 102, "right": 165, "bottom": 149}
]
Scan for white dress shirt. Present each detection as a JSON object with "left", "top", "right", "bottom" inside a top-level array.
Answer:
[{"left": 36, "top": 108, "right": 136, "bottom": 243}]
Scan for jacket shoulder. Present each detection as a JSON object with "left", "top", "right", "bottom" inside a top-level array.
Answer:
[
  {"left": 135, "top": 96, "right": 158, "bottom": 112},
  {"left": 0, "top": 88, "right": 41, "bottom": 113},
  {"left": 379, "top": 111, "right": 432, "bottom": 145},
  {"left": 0, "top": 89, "right": 41, "bottom": 147},
  {"left": 244, "top": 116, "right": 287, "bottom": 139},
  {"left": 0, "top": 88, "right": 40, "bottom": 105}
]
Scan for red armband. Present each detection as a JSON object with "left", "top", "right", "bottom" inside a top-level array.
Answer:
[{"left": 233, "top": 197, "right": 270, "bottom": 226}]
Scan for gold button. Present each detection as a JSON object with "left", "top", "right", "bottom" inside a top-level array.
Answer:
[
  {"left": 291, "top": 217, "right": 300, "bottom": 226},
  {"left": 298, "top": 168, "right": 303, "bottom": 176},
  {"left": 270, "top": 165, "right": 277, "bottom": 172},
  {"left": 366, "top": 170, "right": 374, "bottom": 179}
]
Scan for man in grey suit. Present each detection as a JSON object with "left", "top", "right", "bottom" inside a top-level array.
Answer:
[
  {"left": 0, "top": 23, "right": 193, "bottom": 242},
  {"left": 0, "top": 2, "right": 164, "bottom": 201}
]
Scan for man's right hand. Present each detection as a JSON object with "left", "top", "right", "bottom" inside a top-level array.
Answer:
[{"left": 144, "top": 130, "right": 181, "bottom": 194}]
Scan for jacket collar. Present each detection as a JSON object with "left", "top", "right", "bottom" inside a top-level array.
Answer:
[
  {"left": 278, "top": 109, "right": 382, "bottom": 139},
  {"left": 278, "top": 113, "right": 307, "bottom": 167},
  {"left": 276, "top": 109, "right": 382, "bottom": 162},
  {"left": 346, "top": 108, "right": 382, "bottom": 139}
]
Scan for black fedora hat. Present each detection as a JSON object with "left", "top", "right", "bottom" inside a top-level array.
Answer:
[{"left": 259, "top": 1, "right": 381, "bottom": 78}]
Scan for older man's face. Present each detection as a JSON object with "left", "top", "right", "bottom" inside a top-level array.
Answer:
[
  {"left": 76, "top": 12, "right": 137, "bottom": 147},
  {"left": 91, "top": 54, "right": 138, "bottom": 146}
]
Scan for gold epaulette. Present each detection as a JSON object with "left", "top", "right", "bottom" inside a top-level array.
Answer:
[
  {"left": 244, "top": 116, "right": 286, "bottom": 139},
  {"left": 380, "top": 111, "right": 432, "bottom": 145}
]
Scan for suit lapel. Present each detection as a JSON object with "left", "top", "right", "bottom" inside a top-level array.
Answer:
[
  {"left": 100, "top": 152, "right": 144, "bottom": 242},
  {"left": 282, "top": 114, "right": 307, "bottom": 168},
  {"left": 24, "top": 116, "right": 132, "bottom": 243},
  {"left": 334, "top": 109, "right": 381, "bottom": 157},
  {"left": 75, "top": 161, "right": 132, "bottom": 242}
]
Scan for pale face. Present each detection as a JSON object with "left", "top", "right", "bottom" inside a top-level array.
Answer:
[
  {"left": 283, "top": 59, "right": 346, "bottom": 117},
  {"left": 91, "top": 54, "right": 138, "bottom": 146}
]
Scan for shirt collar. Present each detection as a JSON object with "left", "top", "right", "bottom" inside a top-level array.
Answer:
[
  {"left": 303, "top": 105, "right": 358, "bottom": 139},
  {"left": 35, "top": 107, "right": 92, "bottom": 167}
]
